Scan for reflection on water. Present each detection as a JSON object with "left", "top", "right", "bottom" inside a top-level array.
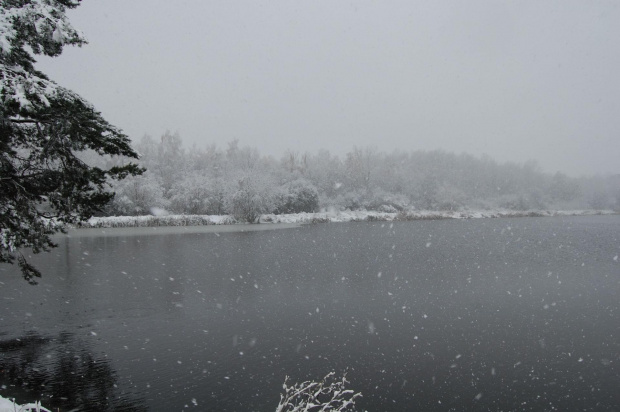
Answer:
[
  {"left": 0, "top": 216, "right": 619, "bottom": 411},
  {"left": 0, "top": 332, "right": 146, "bottom": 411}
]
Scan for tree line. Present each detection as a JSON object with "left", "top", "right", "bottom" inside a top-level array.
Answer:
[{"left": 89, "top": 132, "right": 620, "bottom": 222}]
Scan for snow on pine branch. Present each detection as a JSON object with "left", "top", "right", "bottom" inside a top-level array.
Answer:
[
  {"left": 1, "top": 64, "right": 58, "bottom": 110},
  {"left": 275, "top": 372, "right": 362, "bottom": 412},
  {"left": 1, "top": 0, "right": 87, "bottom": 115},
  {"left": 0, "top": 0, "right": 85, "bottom": 57},
  {"left": 0, "top": 227, "right": 16, "bottom": 252},
  {"left": 0, "top": 63, "right": 103, "bottom": 123}
]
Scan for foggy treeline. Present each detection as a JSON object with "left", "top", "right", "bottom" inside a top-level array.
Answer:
[{"left": 89, "top": 132, "right": 619, "bottom": 221}]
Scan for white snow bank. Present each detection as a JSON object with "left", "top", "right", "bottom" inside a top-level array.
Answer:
[
  {"left": 260, "top": 209, "right": 616, "bottom": 224},
  {"left": 77, "top": 209, "right": 616, "bottom": 229},
  {"left": 81, "top": 214, "right": 236, "bottom": 228},
  {"left": 0, "top": 395, "right": 51, "bottom": 412}
]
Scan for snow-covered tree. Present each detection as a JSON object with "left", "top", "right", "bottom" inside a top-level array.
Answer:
[
  {"left": 305, "top": 149, "right": 344, "bottom": 200},
  {"left": 169, "top": 171, "right": 213, "bottom": 215},
  {"left": 344, "top": 146, "right": 378, "bottom": 196},
  {"left": 1, "top": 0, "right": 142, "bottom": 283},
  {"left": 107, "top": 171, "right": 167, "bottom": 216},
  {"left": 225, "top": 171, "right": 276, "bottom": 222},
  {"left": 153, "top": 131, "right": 185, "bottom": 197}
]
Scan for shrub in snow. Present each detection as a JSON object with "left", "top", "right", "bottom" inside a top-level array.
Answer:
[
  {"left": 107, "top": 171, "right": 168, "bottom": 216},
  {"left": 432, "top": 184, "right": 469, "bottom": 211},
  {"left": 340, "top": 190, "right": 366, "bottom": 211},
  {"left": 168, "top": 172, "right": 213, "bottom": 215},
  {"left": 225, "top": 173, "right": 276, "bottom": 222},
  {"left": 376, "top": 204, "right": 398, "bottom": 213},
  {"left": 588, "top": 191, "right": 612, "bottom": 210},
  {"left": 498, "top": 194, "right": 537, "bottom": 211},
  {"left": 548, "top": 172, "right": 581, "bottom": 204},
  {"left": 275, "top": 372, "right": 362, "bottom": 412},
  {"left": 362, "top": 190, "right": 410, "bottom": 212},
  {"left": 274, "top": 179, "right": 320, "bottom": 214}
]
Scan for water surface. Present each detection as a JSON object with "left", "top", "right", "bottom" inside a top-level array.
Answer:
[{"left": 1, "top": 216, "right": 619, "bottom": 411}]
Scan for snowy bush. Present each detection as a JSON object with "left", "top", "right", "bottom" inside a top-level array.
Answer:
[
  {"left": 497, "top": 192, "right": 547, "bottom": 211},
  {"left": 340, "top": 190, "right": 367, "bottom": 211},
  {"left": 274, "top": 179, "right": 320, "bottom": 214},
  {"left": 168, "top": 172, "right": 213, "bottom": 215},
  {"left": 433, "top": 185, "right": 469, "bottom": 211},
  {"left": 275, "top": 372, "right": 362, "bottom": 412},
  {"left": 363, "top": 191, "right": 410, "bottom": 212},
  {"left": 108, "top": 172, "right": 168, "bottom": 216},
  {"left": 225, "top": 173, "right": 276, "bottom": 222}
]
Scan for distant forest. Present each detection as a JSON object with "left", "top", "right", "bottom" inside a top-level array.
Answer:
[{"left": 85, "top": 132, "right": 620, "bottom": 221}]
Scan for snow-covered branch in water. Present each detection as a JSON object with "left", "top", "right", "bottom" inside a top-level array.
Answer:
[
  {"left": 0, "top": 394, "right": 51, "bottom": 412},
  {"left": 2, "top": 374, "right": 361, "bottom": 412},
  {"left": 275, "top": 372, "right": 362, "bottom": 412}
]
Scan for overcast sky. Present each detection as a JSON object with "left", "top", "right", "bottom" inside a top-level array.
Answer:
[{"left": 37, "top": 0, "right": 619, "bottom": 176}]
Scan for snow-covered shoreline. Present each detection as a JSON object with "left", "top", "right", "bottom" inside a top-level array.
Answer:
[{"left": 78, "top": 209, "right": 617, "bottom": 229}]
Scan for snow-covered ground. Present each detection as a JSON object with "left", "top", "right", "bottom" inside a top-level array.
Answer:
[
  {"left": 79, "top": 213, "right": 235, "bottom": 228},
  {"left": 79, "top": 209, "right": 616, "bottom": 229},
  {"left": 0, "top": 395, "right": 50, "bottom": 412}
]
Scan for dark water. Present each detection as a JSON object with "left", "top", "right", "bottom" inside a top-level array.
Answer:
[{"left": 1, "top": 216, "right": 619, "bottom": 411}]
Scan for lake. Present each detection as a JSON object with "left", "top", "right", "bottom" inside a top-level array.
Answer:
[{"left": 1, "top": 216, "right": 619, "bottom": 411}]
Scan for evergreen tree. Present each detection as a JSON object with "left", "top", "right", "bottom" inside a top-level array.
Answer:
[{"left": 1, "top": 0, "right": 143, "bottom": 283}]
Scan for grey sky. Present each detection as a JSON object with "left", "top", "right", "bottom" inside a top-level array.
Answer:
[{"left": 37, "top": 0, "right": 620, "bottom": 176}]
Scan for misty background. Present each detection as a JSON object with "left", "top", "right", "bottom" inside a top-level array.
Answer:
[
  {"left": 36, "top": 0, "right": 620, "bottom": 178},
  {"left": 79, "top": 133, "right": 618, "bottom": 220}
]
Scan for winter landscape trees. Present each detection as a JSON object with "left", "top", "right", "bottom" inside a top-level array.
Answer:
[
  {"left": 0, "top": 0, "right": 142, "bottom": 283},
  {"left": 104, "top": 134, "right": 620, "bottom": 221},
  {"left": 1, "top": 1, "right": 617, "bottom": 285}
]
